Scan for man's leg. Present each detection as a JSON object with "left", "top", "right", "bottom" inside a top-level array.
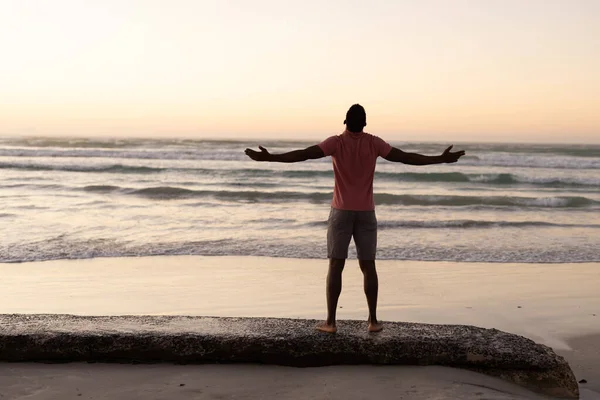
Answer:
[
  {"left": 358, "top": 260, "right": 382, "bottom": 332},
  {"left": 317, "top": 208, "right": 353, "bottom": 333},
  {"left": 354, "top": 210, "right": 382, "bottom": 332},
  {"left": 316, "top": 258, "right": 345, "bottom": 333}
]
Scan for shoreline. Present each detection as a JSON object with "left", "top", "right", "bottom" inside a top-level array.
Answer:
[
  {"left": 1, "top": 255, "right": 598, "bottom": 397},
  {"left": 4, "top": 254, "right": 600, "bottom": 265},
  {"left": 1, "top": 256, "right": 597, "bottom": 343}
]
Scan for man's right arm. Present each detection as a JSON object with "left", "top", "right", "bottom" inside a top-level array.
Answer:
[
  {"left": 384, "top": 145, "right": 465, "bottom": 165},
  {"left": 245, "top": 145, "right": 325, "bottom": 163}
]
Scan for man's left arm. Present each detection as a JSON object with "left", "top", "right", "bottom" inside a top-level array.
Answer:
[{"left": 384, "top": 145, "right": 465, "bottom": 165}]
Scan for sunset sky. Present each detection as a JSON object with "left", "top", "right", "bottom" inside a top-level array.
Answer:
[{"left": 1, "top": 0, "right": 599, "bottom": 143}]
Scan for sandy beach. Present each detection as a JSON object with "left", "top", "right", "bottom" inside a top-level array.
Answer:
[
  {"left": 0, "top": 363, "right": 560, "bottom": 400},
  {"left": 1, "top": 256, "right": 599, "bottom": 398}
]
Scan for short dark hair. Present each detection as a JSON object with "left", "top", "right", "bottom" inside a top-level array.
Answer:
[{"left": 344, "top": 104, "right": 366, "bottom": 132}]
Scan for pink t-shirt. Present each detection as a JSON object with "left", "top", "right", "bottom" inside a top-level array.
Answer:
[{"left": 318, "top": 130, "right": 392, "bottom": 211}]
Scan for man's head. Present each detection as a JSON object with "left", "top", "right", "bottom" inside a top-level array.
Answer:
[{"left": 344, "top": 104, "right": 366, "bottom": 133}]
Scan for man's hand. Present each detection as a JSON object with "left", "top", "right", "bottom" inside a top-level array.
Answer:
[
  {"left": 245, "top": 146, "right": 272, "bottom": 162},
  {"left": 440, "top": 145, "right": 465, "bottom": 163}
]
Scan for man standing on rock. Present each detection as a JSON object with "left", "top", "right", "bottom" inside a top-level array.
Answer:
[{"left": 245, "top": 104, "right": 465, "bottom": 333}]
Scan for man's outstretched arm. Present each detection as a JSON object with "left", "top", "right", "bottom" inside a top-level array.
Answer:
[
  {"left": 384, "top": 145, "right": 465, "bottom": 165},
  {"left": 245, "top": 145, "right": 325, "bottom": 163}
]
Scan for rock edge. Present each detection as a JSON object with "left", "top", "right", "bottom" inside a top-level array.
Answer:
[{"left": 0, "top": 314, "right": 578, "bottom": 398}]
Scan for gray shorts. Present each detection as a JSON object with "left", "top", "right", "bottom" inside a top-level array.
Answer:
[{"left": 327, "top": 207, "right": 377, "bottom": 260}]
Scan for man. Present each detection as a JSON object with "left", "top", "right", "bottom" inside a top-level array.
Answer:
[{"left": 244, "top": 104, "right": 465, "bottom": 333}]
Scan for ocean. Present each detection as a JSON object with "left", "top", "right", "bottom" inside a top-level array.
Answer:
[{"left": 0, "top": 137, "right": 599, "bottom": 264}]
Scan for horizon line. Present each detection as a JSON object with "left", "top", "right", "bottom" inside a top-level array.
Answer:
[{"left": 1, "top": 133, "right": 599, "bottom": 146}]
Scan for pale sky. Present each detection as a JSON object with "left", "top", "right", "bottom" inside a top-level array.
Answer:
[{"left": 1, "top": 0, "right": 599, "bottom": 143}]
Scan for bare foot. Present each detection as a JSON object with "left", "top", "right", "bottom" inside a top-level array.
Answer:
[
  {"left": 316, "top": 322, "right": 337, "bottom": 334},
  {"left": 368, "top": 322, "right": 383, "bottom": 332}
]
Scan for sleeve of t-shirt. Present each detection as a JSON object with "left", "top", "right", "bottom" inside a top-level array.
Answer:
[
  {"left": 373, "top": 136, "right": 392, "bottom": 158},
  {"left": 318, "top": 136, "right": 339, "bottom": 156}
]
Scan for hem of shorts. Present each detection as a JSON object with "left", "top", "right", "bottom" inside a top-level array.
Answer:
[
  {"left": 327, "top": 255, "right": 377, "bottom": 260},
  {"left": 330, "top": 205, "right": 376, "bottom": 212},
  {"left": 327, "top": 254, "right": 348, "bottom": 259}
]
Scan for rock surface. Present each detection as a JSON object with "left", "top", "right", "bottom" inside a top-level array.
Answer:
[{"left": 0, "top": 314, "right": 578, "bottom": 398}]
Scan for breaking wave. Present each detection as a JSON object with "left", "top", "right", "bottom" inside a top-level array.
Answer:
[{"left": 75, "top": 185, "right": 599, "bottom": 208}]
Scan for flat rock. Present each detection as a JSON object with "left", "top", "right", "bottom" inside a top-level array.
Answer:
[{"left": 0, "top": 314, "right": 578, "bottom": 398}]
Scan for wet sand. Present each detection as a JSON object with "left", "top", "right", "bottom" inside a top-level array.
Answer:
[
  {"left": 0, "top": 363, "right": 556, "bottom": 400},
  {"left": 1, "top": 256, "right": 599, "bottom": 398},
  {"left": 558, "top": 334, "right": 600, "bottom": 397}
]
